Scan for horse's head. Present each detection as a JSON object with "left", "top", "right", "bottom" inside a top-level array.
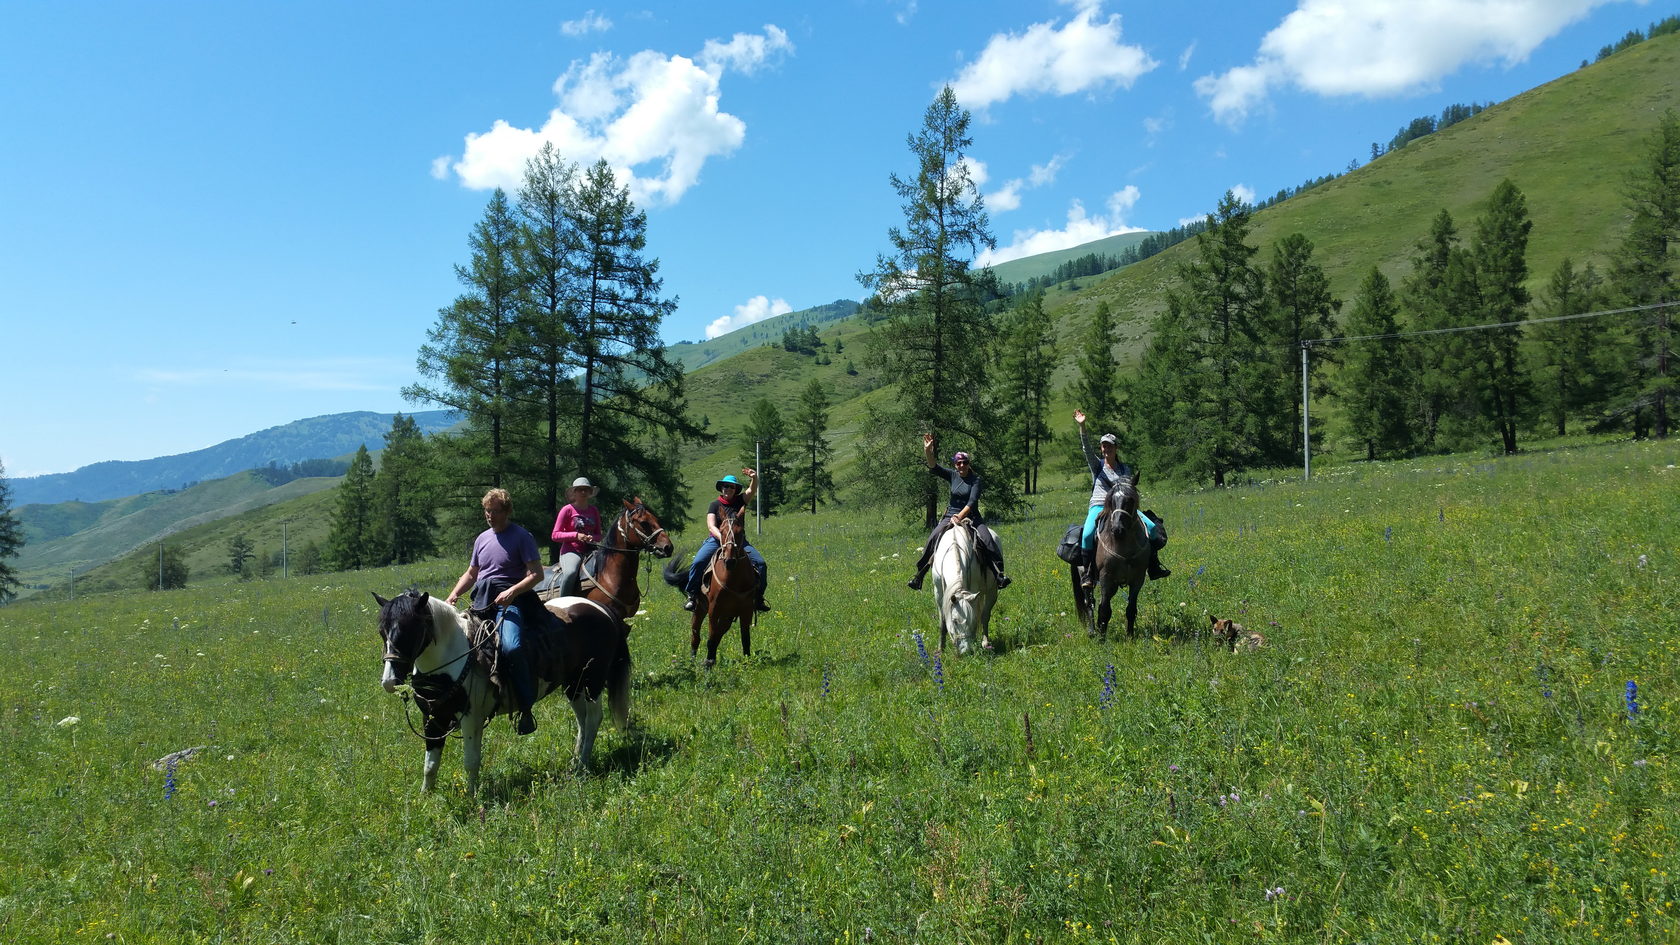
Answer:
[
  {"left": 1100, "top": 476, "right": 1141, "bottom": 535},
  {"left": 374, "top": 589, "right": 434, "bottom": 691},
  {"left": 618, "top": 497, "right": 674, "bottom": 559},
  {"left": 717, "top": 514, "right": 744, "bottom": 562}
]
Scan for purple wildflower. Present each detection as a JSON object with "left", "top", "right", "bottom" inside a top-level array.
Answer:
[{"left": 1626, "top": 680, "right": 1640, "bottom": 719}]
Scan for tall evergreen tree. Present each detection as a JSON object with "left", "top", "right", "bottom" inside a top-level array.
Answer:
[
  {"left": 0, "top": 461, "right": 22, "bottom": 604},
  {"left": 1401, "top": 209, "right": 1477, "bottom": 450},
  {"left": 788, "top": 379, "right": 837, "bottom": 514},
  {"left": 1529, "top": 258, "right": 1608, "bottom": 436},
  {"left": 1138, "top": 191, "right": 1271, "bottom": 486},
  {"left": 1464, "top": 179, "right": 1533, "bottom": 454},
  {"left": 1335, "top": 268, "right": 1411, "bottom": 460},
  {"left": 1264, "top": 233, "right": 1341, "bottom": 456},
  {"left": 857, "top": 86, "right": 1006, "bottom": 524},
  {"left": 564, "top": 159, "right": 709, "bottom": 515},
  {"left": 226, "top": 535, "right": 256, "bottom": 578},
  {"left": 514, "top": 143, "right": 582, "bottom": 550},
  {"left": 996, "top": 291, "right": 1057, "bottom": 494},
  {"left": 327, "top": 445, "right": 378, "bottom": 571},
  {"left": 1070, "top": 301, "right": 1124, "bottom": 448},
  {"left": 739, "top": 398, "right": 789, "bottom": 514},
  {"left": 143, "top": 544, "right": 188, "bottom": 591},
  {"left": 1608, "top": 109, "right": 1680, "bottom": 438},
  {"left": 375, "top": 413, "right": 438, "bottom": 566},
  {"left": 406, "top": 189, "right": 531, "bottom": 489}
]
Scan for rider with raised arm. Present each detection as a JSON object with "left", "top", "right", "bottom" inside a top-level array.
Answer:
[
  {"left": 907, "top": 432, "right": 1010, "bottom": 591},
  {"left": 1074, "top": 409, "right": 1170, "bottom": 587},
  {"left": 445, "top": 488, "right": 543, "bottom": 736},
  {"left": 683, "top": 469, "right": 770, "bottom": 613}
]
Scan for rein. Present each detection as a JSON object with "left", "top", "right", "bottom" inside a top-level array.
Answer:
[
  {"left": 390, "top": 609, "right": 501, "bottom": 742},
  {"left": 582, "top": 504, "right": 662, "bottom": 615}
]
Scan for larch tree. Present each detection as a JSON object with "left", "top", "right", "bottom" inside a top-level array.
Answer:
[
  {"left": 375, "top": 413, "right": 438, "bottom": 566},
  {"left": 857, "top": 86, "right": 1005, "bottom": 525},
  {"left": 1069, "top": 301, "right": 1124, "bottom": 450},
  {"left": 739, "top": 398, "right": 789, "bottom": 514},
  {"left": 1335, "top": 268, "right": 1412, "bottom": 461},
  {"left": 1466, "top": 178, "right": 1533, "bottom": 454},
  {"left": 1263, "top": 233, "right": 1341, "bottom": 456},
  {"left": 0, "top": 461, "right": 22, "bottom": 603},
  {"left": 788, "top": 379, "right": 837, "bottom": 514},
  {"left": 1529, "top": 258, "right": 1608, "bottom": 436},
  {"left": 563, "top": 159, "right": 709, "bottom": 516},
  {"left": 327, "top": 445, "right": 378, "bottom": 571},
  {"left": 405, "top": 189, "right": 531, "bottom": 490},
  {"left": 996, "top": 290, "right": 1058, "bottom": 494},
  {"left": 1609, "top": 109, "right": 1680, "bottom": 438}
]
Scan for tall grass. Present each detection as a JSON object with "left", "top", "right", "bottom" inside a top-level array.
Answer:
[{"left": 2, "top": 439, "right": 1675, "bottom": 942}]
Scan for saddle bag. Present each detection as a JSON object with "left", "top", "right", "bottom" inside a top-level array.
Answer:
[{"left": 1055, "top": 523, "right": 1084, "bottom": 564}]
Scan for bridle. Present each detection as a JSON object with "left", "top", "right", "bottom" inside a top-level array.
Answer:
[
  {"left": 583, "top": 502, "right": 670, "bottom": 615},
  {"left": 380, "top": 595, "right": 498, "bottom": 741}
]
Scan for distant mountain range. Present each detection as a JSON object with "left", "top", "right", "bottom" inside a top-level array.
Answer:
[{"left": 12, "top": 410, "right": 461, "bottom": 507}]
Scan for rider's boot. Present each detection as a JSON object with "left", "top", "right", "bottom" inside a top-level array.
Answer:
[
  {"left": 755, "top": 595, "right": 771, "bottom": 612},
  {"left": 683, "top": 592, "right": 698, "bottom": 612},
  {"left": 1080, "top": 548, "right": 1097, "bottom": 588},
  {"left": 1147, "top": 550, "right": 1172, "bottom": 581},
  {"left": 993, "top": 563, "right": 1012, "bottom": 589},
  {"left": 907, "top": 563, "right": 929, "bottom": 591}
]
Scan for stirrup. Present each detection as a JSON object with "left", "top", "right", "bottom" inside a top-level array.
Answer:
[{"left": 683, "top": 595, "right": 697, "bottom": 611}]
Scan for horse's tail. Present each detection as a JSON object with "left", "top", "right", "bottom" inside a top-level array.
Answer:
[
  {"left": 662, "top": 555, "right": 691, "bottom": 591},
  {"left": 607, "top": 631, "right": 632, "bottom": 729}
]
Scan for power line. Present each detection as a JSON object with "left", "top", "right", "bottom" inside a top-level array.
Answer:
[{"left": 1302, "top": 299, "right": 1678, "bottom": 349}]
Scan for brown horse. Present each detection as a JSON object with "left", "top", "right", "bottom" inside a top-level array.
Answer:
[
  {"left": 664, "top": 514, "right": 758, "bottom": 667},
  {"left": 1072, "top": 475, "right": 1150, "bottom": 639},
  {"left": 578, "top": 498, "right": 674, "bottom": 621}
]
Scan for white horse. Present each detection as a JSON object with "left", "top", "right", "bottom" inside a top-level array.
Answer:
[
  {"left": 929, "top": 520, "right": 997, "bottom": 655},
  {"left": 375, "top": 589, "right": 630, "bottom": 796}
]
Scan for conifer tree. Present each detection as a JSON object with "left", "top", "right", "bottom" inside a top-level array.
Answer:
[
  {"left": 1138, "top": 191, "right": 1271, "bottom": 486},
  {"left": 0, "top": 461, "right": 22, "bottom": 603},
  {"left": 514, "top": 144, "right": 582, "bottom": 546},
  {"left": 739, "top": 398, "right": 789, "bottom": 514},
  {"left": 1401, "top": 209, "right": 1474, "bottom": 449},
  {"left": 143, "top": 544, "right": 188, "bottom": 591},
  {"left": 376, "top": 414, "right": 438, "bottom": 565},
  {"left": 406, "top": 189, "right": 531, "bottom": 489},
  {"left": 857, "top": 86, "right": 1005, "bottom": 523},
  {"left": 788, "top": 379, "right": 837, "bottom": 514},
  {"left": 1466, "top": 179, "right": 1533, "bottom": 454},
  {"left": 1529, "top": 258, "right": 1608, "bottom": 436},
  {"left": 997, "top": 291, "right": 1057, "bottom": 494},
  {"left": 564, "top": 159, "right": 709, "bottom": 515},
  {"left": 1336, "top": 268, "right": 1411, "bottom": 460},
  {"left": 1069, "top": 301, "right": 1124, "bottom": 447},
  {"left": 1608, "top": 109, "right": 1680, "bottom": 438},
  {"left": 1263, "top": 233, "right": 1340, "bottom": 456},
  {"left": 327, "top": 446, "right": 378, "bottom": 571}
]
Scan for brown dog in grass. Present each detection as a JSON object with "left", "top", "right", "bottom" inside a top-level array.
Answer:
[{"left": 1209, "top": 615, "right": 1266, "bottom": 652}]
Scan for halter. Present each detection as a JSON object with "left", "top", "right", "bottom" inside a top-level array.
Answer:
[
  {"left": 384, "top": 600, "right": 500, "bottom": 742},
  {"left": 582, "top": 502, "right": 667, "bottom": 615}
]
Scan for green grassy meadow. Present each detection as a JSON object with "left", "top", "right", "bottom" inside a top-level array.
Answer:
[{"left": 3, "top": 438, "right": 1677, "bottom": 942}]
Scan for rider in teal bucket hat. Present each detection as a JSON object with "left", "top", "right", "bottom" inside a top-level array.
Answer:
[{"left": 683, "top": 469, "right": 769, "bottom": 612}]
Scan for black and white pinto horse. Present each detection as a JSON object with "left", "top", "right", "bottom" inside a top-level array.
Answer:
[
  {"left": 375, "top": 589, "right": 630, "bottom": 796},
  {"left": 930, "top": 519, "right": 996, "bottom": 655}
]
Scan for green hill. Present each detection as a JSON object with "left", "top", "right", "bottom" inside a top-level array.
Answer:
[
  {"left": 1054, "top": 32, "right": 1680, "bottom": 363},
  {"left": 14, "top": 472, "right": 341, "bottom": 598},
  {"left": 986, "top": 230, "right": 1157, "bottom": 288},
  {"left": 665, "top": 299, "right": 861, "bottom": 374}
]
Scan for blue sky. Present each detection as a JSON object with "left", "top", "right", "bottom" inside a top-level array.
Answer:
[{"left": 0, "top": 0, "right": 1659, "bottom": 479}]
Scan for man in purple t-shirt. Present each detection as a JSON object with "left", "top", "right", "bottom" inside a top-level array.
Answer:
[{"left": 446, "top": 488, "right": 544, "bottom": 734}]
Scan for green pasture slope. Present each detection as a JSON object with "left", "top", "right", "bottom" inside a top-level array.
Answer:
[{"left": 3, "top": 438, "right": 1676, "bottom": 942}]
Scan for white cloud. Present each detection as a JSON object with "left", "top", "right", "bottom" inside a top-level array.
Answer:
[
  {"left": 429, "top": 155, "right": 451, "bottom": 180},
  {"left": 979, "top": 187, "right": 1146, "bottom": 266},
  {"left": 950, "top": 3, "right": 1157, "bottom": 110},
  {"left": 1196, "top": 0, "right": 1623, "bottom": 125},
  {"left": 1178, "top": 42, "right": 1197, "bottom": 71},
  {"left": 706, "top": 295, "right": 793, "bottom": 339},
  {"left": 896, "top": 1, "right": 919, "bottom": 26},
  {"left": 984, "top": 154, "right": 1067, "bottom": 215},
  {"left": 561, "top": 11, "right": 612, "bottom": 37},
  {"left": 442, "top": 26, "right": 792, "bottom": 206},
  {"left": 1230, "top": 183, "right": 1257, "bottom": 206},
  {"left": 135, "top": 358, "right": 402, "bottom": 392}
]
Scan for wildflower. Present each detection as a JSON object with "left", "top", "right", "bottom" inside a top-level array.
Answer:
[
  {"left": 914, "top": 632, "right": 929, "bottom": 666},
  {"left": 821, "top": 665, "right": 832, "bottom": 699},
  {"left": 932, "top": 655, "right": 944, "bottom": 693},
  {"left": 1168, "top": 764, "right": 1180, "bottom": 773},
  {"left": 1626, "top": 680, "right": 1640, "bottom": 719},
  {"left": 56, "top": 716, "right": 81, "bottom": 728},
  {"left": 1384, "top": 526, "right": 1393, "bottom": 542},
  {"left": 1633, "top": 759, "right": 1648, "bottom": 768},
  {"left": 164, "top": 758, "right": 178, "bottom": 801},
  {"left": 1265, "top": 885, "right": 1286, "bottom": 901},
  {"left": 207, "top": 800, "right": 218, "bottom": 809},
  {"left": 1098, "top": 664, "right": 1116, "bottom": 710},
  {"left": 1637, "top": 554, "right": 1648, "bottom": 569}
]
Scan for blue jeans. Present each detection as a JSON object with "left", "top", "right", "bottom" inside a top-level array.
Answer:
[
  {"left": 497, "top": 601, "right": 536, "bottom": 713},
  {"left": 685, "top": 536, "right": 767, "bottom": 596}
]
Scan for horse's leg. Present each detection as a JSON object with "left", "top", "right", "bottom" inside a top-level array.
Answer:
[
  {"left": 1125, "top": 576, "right": 1143, "bottom": 638},
  {"left": 422, "top": 742, "right": 442, "bottom": 793},
  {"left": 462, "top": 712, "right": 485, "bottom": 799},
  {"left": 740, "top": 611, "right": 752, "bottom": 658},
  {"left": 1096, "top": 580, "right": 1114, "bottom": 641},
  {"left": 571, "top": 695, "right": 602, "bottom": 773},
  {"left": 705, "top": 610, "right": 727, "bottom": 668}
]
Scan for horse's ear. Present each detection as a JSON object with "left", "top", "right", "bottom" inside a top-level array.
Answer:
[
  {"left": 418, "top": 592, "right": 429, "bottom": 604},
  {"left": 623, "top": 496, "right": 637, "bottom": 508},
  {"left": 373, "top": 592, "right": 389, "bottom": 607},
  {"left": 1207, "top": 613, "right": 1217, "bottom": 625}
]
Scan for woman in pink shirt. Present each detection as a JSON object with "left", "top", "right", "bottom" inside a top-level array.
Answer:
[{"left": 550, "top": 476, "right": 603, "bottom": 597}]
